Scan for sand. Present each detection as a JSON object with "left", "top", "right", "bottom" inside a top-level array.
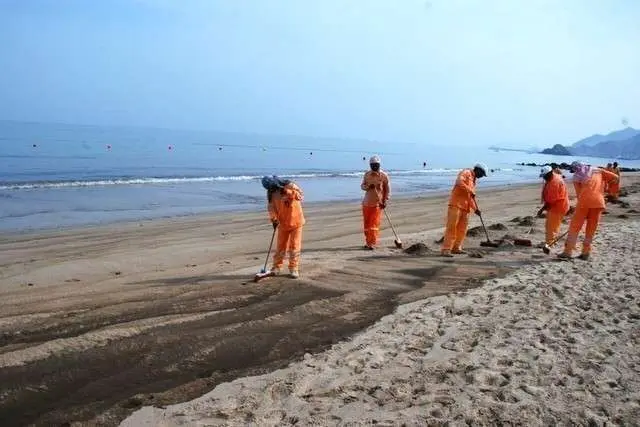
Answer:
[
  {"left": 1, "top": 175, "right": 639, "bottom": 426},
  {"left": 123, "top": 192, "right": 640, "bottom": 426}
]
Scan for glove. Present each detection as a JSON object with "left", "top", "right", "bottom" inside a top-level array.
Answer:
[
  {"left": 537, "top": 208, "right": 545, "bottom": 217},
  {"left": 471, "top": 193, "right": 476, "bottom": 199},
  {"left": 272, "top": 221, "right": 279, "bottom": 229},
  {"left": 380, "top": 202, "right": 387, "bottom": 209},
  {"left": 475, "top": 209, "right": 481, "bottom": 216}
]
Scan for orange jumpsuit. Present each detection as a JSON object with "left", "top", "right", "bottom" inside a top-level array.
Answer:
[
  {"left": 604, "top": 166, "right": 613, "bottom": 196},
  {"left": 442, "top": 169, "right": 478, "bottom": 253},
  {"left": 608, "top": 167, "right": 621, "bottom": 200},
  {"left": 541, "top": 173, "right": 570, "bottom": 245},
  {"left": 268, "top": 182, "right": 305, "bottom": 272},
  {"left": 563, "top": 169, "right": 618, "bottom": 256},
  {"left": 361, "top": 170, "right": 390, "bottom": 247}
]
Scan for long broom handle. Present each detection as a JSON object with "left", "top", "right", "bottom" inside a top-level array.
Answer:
[
  {"left": 383, "top": 209, "right": 400, "bottom": 240},
  {"left": 475, "top": 199, "right": 491, "bottom": 241},
  {"left": 262, "top": 226, "right": 277, "bottom": 272},
  {"left": 479, "top": 213, "right": 491, "bottom": 241},
  {"left": 549, "top": 230, "right": 569, "bottom": 247}
]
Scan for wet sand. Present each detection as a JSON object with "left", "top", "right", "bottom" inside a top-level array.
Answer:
[{"left": 1, "top": 176, "right": 639, "bottom": 426}]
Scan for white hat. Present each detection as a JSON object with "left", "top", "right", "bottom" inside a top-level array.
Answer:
[
  {"left": 369, "top": 155, "right": 381, "bottom": 164},
  {"left": 539, "top": 165, "right": 553, "bottom": 177},
  {"left": 474, "top": 163, "right": 488, "bottom": 176}
]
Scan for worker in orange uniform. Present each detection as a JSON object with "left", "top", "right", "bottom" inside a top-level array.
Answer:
[
  {"left": 441, "top": 163, "right": 488, "bottom": 257},
  {"left": 558, "top": 163, "right": 618, "bottom": 260},
  {"left": 361, "top": 155, "right": 390, "bottom": 250},
  {"left": 608, "top": 161, "right": 621, "bottom": 201},
  {"left": 537, "top": 166, "right": 570, "bottom": 252},
  {"left": 604, "top": 163, "right": 613, "bottom": 199},
  {"left": 261, "top": 176, "right": 305, "bottom": 278}
]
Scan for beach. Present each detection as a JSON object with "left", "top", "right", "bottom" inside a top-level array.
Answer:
[{"left": 1, "top": 176, "right": 639, "bottom": 426}]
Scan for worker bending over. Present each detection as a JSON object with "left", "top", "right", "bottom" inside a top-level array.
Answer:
[
  {"left": 441, "top": 163, "right": 488, "bottom": 257},
  {"left": 537, "top": 166, "right": 570, "bottom": 251},
  {"left": 262, "top": 176, "right": 306, "bottom": 278},
  {"left": 361, "top": 155, "right": 390, "bottom": 250},
  {"left": 558, "top": 162, "right": 618, "bottom": 260}
]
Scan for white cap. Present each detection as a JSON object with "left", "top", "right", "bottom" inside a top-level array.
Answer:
[
  {"left": 539, "top": 165, "right": 553, "bottom": 177},
  {"left": 474, "top": 163, "right": 488, "bottom": 176},
  {"left": 369, "top": 155, "right": 381, "bottom": 164}
]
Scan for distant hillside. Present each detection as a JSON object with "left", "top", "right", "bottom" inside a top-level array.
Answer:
[
  {"left": 573, "top": 127, "right": 640, "bottom": 148},
  {"left": 540, "top": 127, "right": 640, "bottom": 160},
  {"left": 574, "top": 133, "right": 640, "bottom": 159}
]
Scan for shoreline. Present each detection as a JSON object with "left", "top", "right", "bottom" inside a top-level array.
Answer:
[{"left": 0, "top": 180, "right": 538, "bottom": 239}]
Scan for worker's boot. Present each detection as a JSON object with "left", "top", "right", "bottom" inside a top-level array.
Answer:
[
  {"left": 289, "top": 269, "right": 299, "bottom": 279},
  {"left": 557, "top": 252, "right": 572, "bottom": 260},
  {"left": 441, "top": 250, "right": 454, "bottom": 258},
  {"left": 269, "top": 267, "right": 281, "bottom": 276},
  {"left": 577, "top": 253, "right": 590, "bottom": 261},
  {"left": 452, "top": 248, "right": 467, "bottom": 255}
]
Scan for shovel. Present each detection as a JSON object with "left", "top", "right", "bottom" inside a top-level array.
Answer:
[{"left": 383, "top": 208, "right": 403, "bottom": 249}]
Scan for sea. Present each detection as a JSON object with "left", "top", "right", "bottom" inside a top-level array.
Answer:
[{"left": 2, "top": 120, "right": 639, "bottom": 233}]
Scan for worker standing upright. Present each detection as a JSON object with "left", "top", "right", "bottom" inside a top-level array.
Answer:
[
  {"left": 558, "top": 163, "right": 618, "bottom": 260},
  {"left": 604, "top": 163, "right": 613, "bottom": 199},
  {"left": 441, "top": 164, "right": 488, "bottom": 257},
  {"left": 608, "top": 161, "right": 621, "bottom": 201},
  {"left": 361, "top": 155, "right": 390, "bottom": 250},
  {"left": 262, "top": 176, "right": 306, "bottom": 278},
  {"left": 537, "top": 166, "right": 570, "bottom": 252}
]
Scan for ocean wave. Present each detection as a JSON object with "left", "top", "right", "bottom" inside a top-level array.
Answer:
[
  {"left": 0, "top": 168, "right": 482, "bottom": 190},
  {"left": 0, "top": 173, "right": 352, "bottom": 190}
]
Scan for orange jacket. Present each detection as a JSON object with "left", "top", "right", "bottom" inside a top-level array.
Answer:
[
  {"left": 448, "top": 169, "right": 478, "bottom": 213},
  {"left": 268, "top": 182, "right": 305, "bottom": 230},
  {"left": 542, "top": 173, "right": 570, "bottom": 214},
  {"left": 361, "top": 170, "right": 390, "bottom": 207},
  {"left": 573, "top": 180, "right": 584, "bottom": 198},
  {"left": 576, "top": 169, "right": 618, "bottom": 209},
  {"left": 609, "top": 167, "right": 621, "bottom": 192}
]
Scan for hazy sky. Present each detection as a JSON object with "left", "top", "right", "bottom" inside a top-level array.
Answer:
[{"left": 1, "top": 0, "right": 638, "bottom": 147}]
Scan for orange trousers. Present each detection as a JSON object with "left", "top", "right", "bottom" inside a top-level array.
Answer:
[
  {"left": 363, "top": 205, "right": 382, "bottom": 247},
  {"left": 564, "top": 206, "right": 602, "bottom": 255},
  {"left": 545, "top": 208, "right": 565, "bottom": 245},
  {"left": 272, "top": 226, "right": 303, "bottom": 271},
  {"left": 608, "top": 182, "right": 620, "bottom": 200},
  {"left": 442, "top": 206, "right": 469, "bottom": 252}
]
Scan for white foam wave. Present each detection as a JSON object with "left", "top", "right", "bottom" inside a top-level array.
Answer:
[{"left": 0, "top": 168, "right": 502, "bottom": 191}]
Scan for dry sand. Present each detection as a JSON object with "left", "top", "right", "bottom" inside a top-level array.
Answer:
[
  {"left": 1, "top": 175, "right": 639, "bottom": 426},
  {"left": 123, "top": 188, "right": 640, "bottom": 426}
]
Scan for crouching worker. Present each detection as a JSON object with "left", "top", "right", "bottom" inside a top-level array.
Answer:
[
  {"left": 537, "top": 165, "right": 570, "bottom": 251},
  {"left": 558, "top": 163, "right": 618, "bottom": 260},
  {"left": 261, "top": 175, "right": 306, "bottom": 278},
  {"left": 441, "top": 163, "right": 488, "bottom": 257}
]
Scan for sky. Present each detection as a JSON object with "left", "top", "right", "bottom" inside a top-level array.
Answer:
[{"left": 0, "top": 0, "right": 639, "bottom": 147}]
